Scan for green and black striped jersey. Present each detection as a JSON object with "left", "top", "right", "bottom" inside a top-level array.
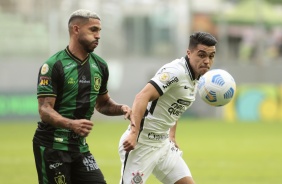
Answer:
[{"left": 33, "top": 46, "right": 108, "bottom": 152}]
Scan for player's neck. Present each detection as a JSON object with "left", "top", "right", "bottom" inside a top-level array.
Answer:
[{"left": 68, "top": 43, "right": 89, "bottom": 61}]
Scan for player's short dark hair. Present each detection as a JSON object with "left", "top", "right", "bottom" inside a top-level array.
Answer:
[{"left": 188, "top": 32, "right": 217, "bottom": 50}]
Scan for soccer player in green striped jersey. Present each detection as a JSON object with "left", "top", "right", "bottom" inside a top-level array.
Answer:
[{"left": 33, "top": 9, "right": 131, "bottom": 184}]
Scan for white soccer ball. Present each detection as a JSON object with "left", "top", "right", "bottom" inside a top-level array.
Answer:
[{"left": 197, "top": 69, "right": 236, "bottom": 106}]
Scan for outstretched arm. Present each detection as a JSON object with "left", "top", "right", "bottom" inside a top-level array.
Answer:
[
  {"left": 123, "top": 83, "right": 160, "bottom": 152},
  {"left": 95, "top": 92, "right": 131, "bottom": 120}
]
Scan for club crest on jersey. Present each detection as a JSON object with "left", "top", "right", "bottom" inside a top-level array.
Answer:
[
  {"left": 41, "top": 64, "right": 49, "bottom": 75},
  {"left": 131, "top": 172, "right": 144, "bottom": 184},
  {"left": 94, "top": 76, "right": 101, "bottom": 91},
  {"left": 159, "top": 72, "right": 170, "bottom": 82}
]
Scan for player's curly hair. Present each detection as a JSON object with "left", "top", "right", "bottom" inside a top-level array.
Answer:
[{"left": 188, "top": 32, "right": 217, "bottom": 49}]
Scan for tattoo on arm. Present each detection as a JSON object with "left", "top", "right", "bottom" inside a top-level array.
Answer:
[
  {"left": 96, "top": 98, "right": 123, "bottom": 116},
  {"left": 38, "top": 97, "right": 68, "bottom": 128}
]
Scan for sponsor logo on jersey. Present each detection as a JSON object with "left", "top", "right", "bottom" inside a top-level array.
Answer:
[
  {"left": 131, "top": 172, "right": 144, "bottom": 184},
  {"left": 177, "top": 99, "right": 191, "bottom": 106},
  {"left": 68, "top": 77, "right": 75, "bottom": 84},
  {"left": 65, "top": 63, "right": 76, "bottom": 69},
  {"left": 79, "top": 80, "right": 90, "bottom": 83},
  {"left": 41, "top": 64, "right": 49, "bottom": 75},
  {"left": 79, "top": 75, "right": 90, "bottom": 84},
  {"left": 39, "top": 76, "right": 50, "bottom": 86},
  {"left": 94, "top": 76, "right": 101, "bottom": 91},
  {"left": 49, "top": 162, "right": 63, "bottom": 170},
  {"left": 54, "top": 137, "right": 63, "bottom": 142},
  {"left": 168, "top": 101, "right": 187, "bottom": 116},
  {"left": 162, "top": 77, "right": 179, "bottom": 89},
  {"left": 148, "top": 132, "right": 169, "bottom": 140},
  {"left": 83, "top": 155, "right": 100, "bottom": 171},
  {"left": 184, "top": 85, "right": 196, "bottom": 96}
]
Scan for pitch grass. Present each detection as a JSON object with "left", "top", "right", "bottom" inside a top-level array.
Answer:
[{"left": 0, "top": 119, "right": 281, "bottom": 184}]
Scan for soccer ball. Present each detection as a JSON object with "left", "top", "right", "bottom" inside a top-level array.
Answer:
[{"left": 197, "top": 69, "right": 236, "bottom": 106}]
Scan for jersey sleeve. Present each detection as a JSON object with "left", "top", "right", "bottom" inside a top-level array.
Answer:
[
  {"left": 37, "top": 61, "right": 60, "bottom": 98},
  {"left": 149, "top": 65, "right": 180, "bottom": 96},
  {"left": 98, "top": 64, "right": 109, "bottom": 95},
  {"left": 92, "top": 54, "right": 109, "bottom": 95}
]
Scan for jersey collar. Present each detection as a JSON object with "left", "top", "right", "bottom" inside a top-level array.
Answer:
[
  {"left": 184, "top": 55, "right": 199, "bottom": 81},
  {"left": 65, "top": 46, "right": 89, "bottom": 65}
]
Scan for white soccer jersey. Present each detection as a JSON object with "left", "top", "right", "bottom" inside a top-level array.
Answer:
[{"left": 137, "top": 56, "right": 199, "bottom": 147}]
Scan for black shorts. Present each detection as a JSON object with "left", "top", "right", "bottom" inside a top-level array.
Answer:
[{"left": 33, "top": 143, "right": 106, "bottom": 184}]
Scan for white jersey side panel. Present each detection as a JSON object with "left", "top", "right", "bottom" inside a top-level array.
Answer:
[{"left": 137, "top": 57, "right": 198, "bottom": 147}]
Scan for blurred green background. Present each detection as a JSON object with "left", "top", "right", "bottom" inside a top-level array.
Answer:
[{"left": 0, "top": 119, "right": 281, "bottom": 184}]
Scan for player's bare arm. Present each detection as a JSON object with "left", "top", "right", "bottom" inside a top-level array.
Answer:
[
  {"left": 123, "top": 83, "right": 160, "bottom": 152},
  {"left": 38, "top": 97, "right": 93, "bottom": 137},
  {"left": 95, "top": 92, "right": 131, "bottom": 119}
]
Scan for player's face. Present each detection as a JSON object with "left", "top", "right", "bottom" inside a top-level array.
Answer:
[
  {"left": 187, "top": 44, "right": 216, "bottom": 78},
  {"left": 77, "top": 18, "right": 101, "bottom": 53}
]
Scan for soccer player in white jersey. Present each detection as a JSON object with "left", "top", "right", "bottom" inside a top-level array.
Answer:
[{"left": 119, "top": 32, "right": 217, "bottom": 184}]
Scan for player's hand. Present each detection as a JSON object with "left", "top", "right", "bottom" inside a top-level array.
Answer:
[
  {"left": 68, "top": 119, "right": 93, "bottom": 137},
  {"left": 123, "top": 133, "right": 137, "bottom": 152},
  {"left": 170, "top": 138, "right": 179, "bottom": 149},
  {"left": 121, "top": 105, "right": 131, "bottom": 120}
]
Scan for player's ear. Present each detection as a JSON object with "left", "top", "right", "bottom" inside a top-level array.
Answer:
[
  {"left": 72, "top": 25, "right": 80, "bottom": 34},
  {"left": 186, "top": 49, "right": 191, "bottom": 58}
]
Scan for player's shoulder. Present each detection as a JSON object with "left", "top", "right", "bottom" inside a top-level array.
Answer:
[
  {"left": 90, "top": 52, "right": 108, "bottom": 66},
  {"left": 162, "top": 57, "right": 186, "bottom": 76},
  {"left": 44, "top": 49, "right": 66, "bottom": 65}
]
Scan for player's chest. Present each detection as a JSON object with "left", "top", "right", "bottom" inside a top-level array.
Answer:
[
  {"left": 62, "top": 62, "right": 102, "bottom": 92},
  {"left": 169, "top": 81, "right": 197, "bottom": 100}
]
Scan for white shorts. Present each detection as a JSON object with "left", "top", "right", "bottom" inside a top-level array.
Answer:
[{"left": 118, "top": 131, "right": 192, "bottom": 184}]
